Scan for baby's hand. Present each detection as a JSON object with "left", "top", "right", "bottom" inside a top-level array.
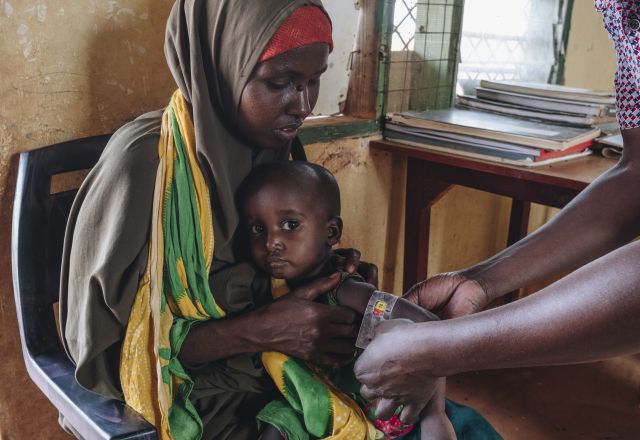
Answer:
[{"left": 332, "top": 248, "right": 379, "bottom": 287}]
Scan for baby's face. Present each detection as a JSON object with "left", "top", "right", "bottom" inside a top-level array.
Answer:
[{"left": 243, "top": 182, "right": 333, "bottom": 281}]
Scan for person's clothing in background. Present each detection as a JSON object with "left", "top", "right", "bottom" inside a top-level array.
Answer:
[{"left": 596, "top": 0, "right": 640, "bottom": 129}]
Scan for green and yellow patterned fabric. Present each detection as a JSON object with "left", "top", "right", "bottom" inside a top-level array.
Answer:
[{"left": 119, "top": 89, "right": 225, "bottom": 440}]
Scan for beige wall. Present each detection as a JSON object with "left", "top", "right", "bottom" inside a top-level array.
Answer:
[
  {"left": 564, "top": 0, "right": 616, "bottom": 92},
  {"left": 0, "top": 1, "right": 175, "bottom": 437},
  {"left": 0, "top": 1, "right": 619, "bottom": 437}
]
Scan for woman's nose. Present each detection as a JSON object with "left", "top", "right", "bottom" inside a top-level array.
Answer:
[{"left": 287, "top": 84, "right": 311, "bottom": 119}]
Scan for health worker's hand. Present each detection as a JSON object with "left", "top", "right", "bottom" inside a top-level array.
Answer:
[
  {"left": 355, "top": 319, "right": 438, "bottom": 424},
  {"left": 403, "top": 272, "right": 489, "bottom": 319},
  {"left": 256, "top": 272, "right": 359, "bottom": 368}
]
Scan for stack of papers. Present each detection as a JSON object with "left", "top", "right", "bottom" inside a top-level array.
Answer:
[
  {"left": 456, "top": 80, "right": 616, "bottom": 127},
  {"left": 384, "top": 108, "right": 600, "bottom": 166}
]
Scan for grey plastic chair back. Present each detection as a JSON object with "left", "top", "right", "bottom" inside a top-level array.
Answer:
[{"left": 11, "top": 135, "right": 157, "bottom": 439}]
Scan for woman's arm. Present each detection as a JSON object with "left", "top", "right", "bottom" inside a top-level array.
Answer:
[
  {"left": 355, "top": 239, "right": 640, "bottom": 397},
  {"left": 466, "top": 129, "right": 640, "bottom": 303},
  {"left": 407, "top": 129, "right": 640, "bottom": 316},
  {"left": 181, "top": 273, "right": 360, "bottom": 368}
]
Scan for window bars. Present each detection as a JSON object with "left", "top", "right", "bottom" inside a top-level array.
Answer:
[
  {"left": 382, "top": 0, "right": 573, "bottom": 113},
  {"left": 385, "top": 0, "right": 465, "bottom": 112}
]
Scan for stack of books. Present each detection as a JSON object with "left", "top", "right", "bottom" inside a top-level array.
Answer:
[
  {"left": 384, "top": 107, "right": 601, "bottom": 167},
  {"left": 456, "top": 80, "right": 616, "bottom": 127}
]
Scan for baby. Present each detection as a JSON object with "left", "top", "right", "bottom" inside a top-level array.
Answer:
[{"left": 238, "top": 161, "right": 456, "bottom": 440}]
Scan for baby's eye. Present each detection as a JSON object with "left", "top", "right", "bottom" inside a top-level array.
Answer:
[
  {"left": 250, "top": 223, "right": 264, "bottom": 235},
  {"left": 282, "top": 220, "right": 299, "bottom": 231}
]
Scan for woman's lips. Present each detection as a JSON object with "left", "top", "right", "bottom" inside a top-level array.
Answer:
[{"left": 274, "top": 123, "right": 301, "bottom": 142}]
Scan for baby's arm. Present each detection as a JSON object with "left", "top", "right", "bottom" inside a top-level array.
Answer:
[
  {"left": 336, "top": 279, "right": 455, "bottom": 438},
  {"left": 335, "top": 278, "right": 439, "bottom": 324}
]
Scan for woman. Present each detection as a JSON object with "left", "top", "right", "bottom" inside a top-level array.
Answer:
[
  {"left": 59, "top": 1, "right": 498, "bottom": 438},
  {"left": 59, "top": 1, "right": 363, "bottom": 438},
  {"left": 354, "top": 0, "right": 640, "bottom": 425}
]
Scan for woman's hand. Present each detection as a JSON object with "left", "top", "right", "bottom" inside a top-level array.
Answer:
[
  {"left": 255, "top": 272, "right": 359, "bottom": 368},
  {"left": 403, "top": 272, "right": 490, "bottom": 319},
  {"left": 333, "top": 248, "right": 379, "bottom": 287},
  {"left": 354, "top": 319, "right": 438, "bottom": 424}
]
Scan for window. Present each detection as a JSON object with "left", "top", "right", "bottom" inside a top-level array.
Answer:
[
  {"left": 314, "top": 1, "right": 360, "bottom": 116},
  {"left": 387, "top": 0, "right": 464, "bottom": 112},
  {"left": 382, "top": 0, "right": 573, "bottom": 113},
  {"left": 457, "top": 0, "right": 572, "bottom": 95}
]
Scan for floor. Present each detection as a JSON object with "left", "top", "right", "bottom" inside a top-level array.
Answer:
[{"left": 446, "top": 355, "right": 640, "bottom": 439}]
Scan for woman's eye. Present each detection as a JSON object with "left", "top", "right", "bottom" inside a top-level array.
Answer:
[
  {"left": 282, "top": 220, "right": 299, "bottom": 231},
  {"left": 250, "top": 224, "right": 264, "bottom": 234},
  {"left": 266, "top": 79, "right": 291, "bottom": 90}
]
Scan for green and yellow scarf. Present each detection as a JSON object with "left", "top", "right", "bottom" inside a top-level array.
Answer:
[
  {"left": 119, "top": 90, "right": 225, "bottom": 440},
  {"left": 261, "top": 280, "right": 378, "bottom": 440}
]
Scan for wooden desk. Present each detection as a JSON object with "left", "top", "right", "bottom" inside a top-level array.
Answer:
[{"left": 369, "top": 139, "right": 617, "bottom": 291}]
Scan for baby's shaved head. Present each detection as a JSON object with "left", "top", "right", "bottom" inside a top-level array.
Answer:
[{"left": 238, "top": 161, "right": 340, "bottom": 218}]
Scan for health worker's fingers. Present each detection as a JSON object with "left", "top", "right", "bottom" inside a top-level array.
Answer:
[
  {"left": 375, "top": 397, "right": 401, "bottom": 421},
  {"left": 359, "top": 384, "right": 379, "bottom": 401},
  {"left": 399, "top": 403, "right": 424, "bottom": 425}
]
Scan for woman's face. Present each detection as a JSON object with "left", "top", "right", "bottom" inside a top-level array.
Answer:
[{"left": 237, "top": 42, "right": 329, "bottom": 149}]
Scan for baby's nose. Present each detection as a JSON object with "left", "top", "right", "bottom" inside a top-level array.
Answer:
[{"left": 265, "top": 235, "right": 283, "bottom": 251}]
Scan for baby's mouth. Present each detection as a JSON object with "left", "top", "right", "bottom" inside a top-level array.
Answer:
[{"left": 266, "top": 255, "right": 287, "bottom": 265}]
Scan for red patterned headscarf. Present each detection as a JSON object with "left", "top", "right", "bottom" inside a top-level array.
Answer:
[{"left": 259, "top": 5, "right": 333, "bottom": 63}]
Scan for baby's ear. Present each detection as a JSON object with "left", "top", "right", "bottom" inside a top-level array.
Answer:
[{"left": 327, "top": 216, "right": 343, "bottom": 246}]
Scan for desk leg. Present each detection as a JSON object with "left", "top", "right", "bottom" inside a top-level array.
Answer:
[
  {"left": 403, "top": 159, "right": 451, "bottom": 292},
  {"left": 507, "top": 199, "right": 531, "bottom": 246},
  {"left": 506, "top": 199, "right": 531, "bottom": 300}
]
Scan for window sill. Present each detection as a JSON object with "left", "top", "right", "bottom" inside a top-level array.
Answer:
[{"left": 299, "top": 115, "right": 380, "bottom": 144}]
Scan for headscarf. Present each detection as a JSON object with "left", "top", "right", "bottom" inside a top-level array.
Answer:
[
  {"left": 259, "top": 5, "right": 333, "bottom": 62},
  {"left": 164, "top": 0, "right": 330, "bottom": 313}
]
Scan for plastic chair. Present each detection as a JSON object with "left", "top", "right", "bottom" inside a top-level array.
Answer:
[{"left": 11, "top": 135, "right": 157, "bottom": 439}]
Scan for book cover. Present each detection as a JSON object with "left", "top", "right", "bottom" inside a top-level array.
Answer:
[
  {"left": 456, "top": 95, "right": 615, "bottom": 126},
  {"left": 385, "top": 124, "right": 591, "bottom": 162},
  {"left": 475, "top": 88, "right": 613, "bottom": 117},
  {"left": 594, "top": 133, "right": 623, "bottom": 158},
  {"left": 389, "top": 108, "right": 600, "bottom": 151},
  {"left": 383, "top": 133, "right": 592, "bottom": 167},
  {"left": 597, "top": 133, "right": 623, "bottom": 148},
  {"left": 479, "top": 80, "right": 615, "bottom": 105},
  {"left": 386, "top": 123, "right": 543, "bottom": 156}
]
